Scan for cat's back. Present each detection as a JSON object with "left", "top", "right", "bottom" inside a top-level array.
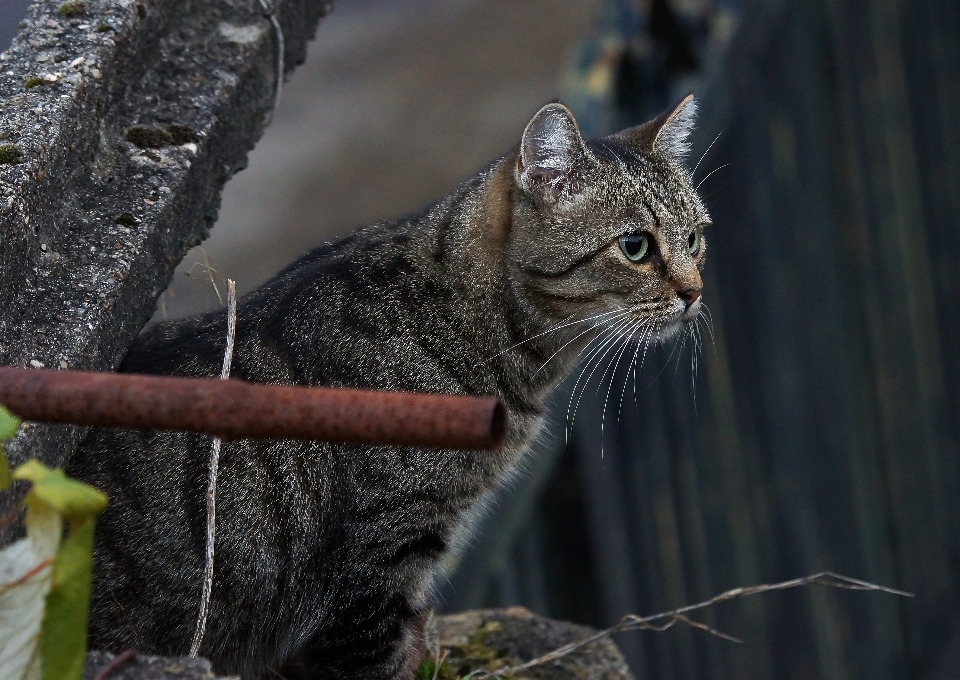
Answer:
[{"left": 121, "top": 206, "right": 449, "bottom": 384}]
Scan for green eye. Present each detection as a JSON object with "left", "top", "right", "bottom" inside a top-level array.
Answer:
[
  {"left": 618, "top": 232, "right": 650, "bottom": 262},
  {"left": 687, "top": 226, "right": 703, "bottom": 256}
]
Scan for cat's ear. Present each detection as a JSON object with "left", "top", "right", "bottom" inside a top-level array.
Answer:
[
  {"left": 616, "top": 95, "right": 697, "bottom": 161},
  {"left": 517, "top": 103, "right": 588, "bottom": 200}
]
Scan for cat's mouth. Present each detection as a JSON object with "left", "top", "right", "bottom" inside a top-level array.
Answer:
[
  {"left": 654, "top": 297, "right": 702, "bottom": 340},
  {"left": 681, "top": 296, "right": 703, "bottom": 322}
]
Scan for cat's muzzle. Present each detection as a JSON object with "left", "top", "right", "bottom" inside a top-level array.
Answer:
[{"left": 657, "top": 297, "right": 701, "bottom": 340}]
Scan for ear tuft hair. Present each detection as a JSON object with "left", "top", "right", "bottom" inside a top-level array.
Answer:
[
  {"left": 518, "top": 103, "right": 587, "bottom": 197},
  {"left": 614, "top": 95, "right": 698, "bottom": 161},
  {"left": 654, "top": 95, "right": 697, "bottom": 159}
]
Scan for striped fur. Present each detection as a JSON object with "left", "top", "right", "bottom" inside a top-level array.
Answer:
[{"left": 68, "top": 98, "right": 709, "bottom": 679}]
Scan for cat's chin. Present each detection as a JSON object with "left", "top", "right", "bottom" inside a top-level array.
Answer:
[
  {"left": 657, "top": 317, "right": 689, "bottom": 341},
  {"left": 656, "top": 300, "right": 702, "bottom": 341}
]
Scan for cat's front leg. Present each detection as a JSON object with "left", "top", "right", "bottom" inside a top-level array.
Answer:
[{"left": 281, "top": 604, "right": 429, "bottom": 680}]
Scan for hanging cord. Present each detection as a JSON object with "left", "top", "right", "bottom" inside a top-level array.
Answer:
[
  {"left": 190, "top": 280, "right": 237, "bottom": 658},
  {"left": 259, "top": 0, "right": 285, "bottom": 121}
]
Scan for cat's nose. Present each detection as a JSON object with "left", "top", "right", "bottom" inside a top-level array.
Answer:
[{"left": 678, "top": 288, "right": 702, "bottom": 307}]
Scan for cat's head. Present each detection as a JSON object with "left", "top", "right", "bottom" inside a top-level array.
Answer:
[{"left": 509, "top": 96, "right": 709, "bottom": 345}]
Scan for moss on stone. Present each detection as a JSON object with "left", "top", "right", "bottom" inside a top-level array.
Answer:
[
  {"left": 126, "top": 126, "right": 173, "bottom": 149},
  {"left": 24, "top": 76, "right": 45, "bottom": 88},
  {"left": 166, "top": 124, "right": 197, "bottom": 145},
  {"left": 56, "top": 1, "right": 86, "bottom": 18},
  {"left": 0, "top": 144, "right": 23, "bottom": 164},
  {"left": 114, "top": 213, "right": 138, "bottom": 226},
  {"left": 440, "top": 620, "right": 509, "bottom": 678},
  {"left": 413, "top": 658, "right": 460, "bottom": 680}
]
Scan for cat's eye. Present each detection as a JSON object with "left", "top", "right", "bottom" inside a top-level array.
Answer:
[
  {"left": 618, "top": 232, "right": 650, "bottom": 262},
  {"left": 687, "top": 226, "right": 703, "bottom": 256}
]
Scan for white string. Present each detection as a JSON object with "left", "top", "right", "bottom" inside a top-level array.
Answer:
[{"left": 190, "top": 279, "right": 237, "bottom": 657}]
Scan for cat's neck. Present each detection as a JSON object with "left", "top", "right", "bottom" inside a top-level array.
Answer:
[{"left": 429, "top": 154, "right": 584, "bottom": 409}]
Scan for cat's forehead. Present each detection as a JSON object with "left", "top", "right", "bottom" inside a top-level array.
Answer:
[{"left": 585, "top": 139, "right": 703, "bottom": 230}]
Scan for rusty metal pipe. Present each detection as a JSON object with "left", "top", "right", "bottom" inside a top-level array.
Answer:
[{"left": 0, "top": 367, "right": 506, "bottom": 450}]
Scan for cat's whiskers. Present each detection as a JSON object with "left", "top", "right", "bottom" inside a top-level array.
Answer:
[
  {"left": 640, "top": 318, "right": 662, "bottom": 374},
  {"left": 485, "top": 307, "right": 629, "bottom": 363},
  {"left": 567, "top": 315, "right": 639, "bottom": 440},
  {"left": 668, "top": 315, "right": 696, "bottom": 383},
  {"left": 700, "top": 302, "right": 718, "bottom": 352},
  {"left": 674, "top": 312, "right": 700, "bottom": 386},
  {"left": 690, "top": 318, "right": 703, "bottom": 410},
  {"left": 564, "top": 316, "right": 636, "bottom": 444},
  {"left": 568, "top": 314, "right": 631, "bottom": 374},
  {"left": 693, "top": 129, "right": 723, "bottom": 178},
  {"left": 632, "top": 318, "right": 663, "bottom": 413},
  {"left": 531, "top": 309, "right": 634, "bottom": 378},
  {"left": 599, "top": 317, "right": 648, "bottom": 457},
  {"left": 647, "top": 315, "right": 690, "bottom": 385},
  {"left": 559, "top": 320, "right": 625, "bottom": 444},
  {"left": 696, "top": 319, "right": 705, "bottom": 376},
  {"left": 620, "top": 321, "right": 656, "bottom": 421},
  {"left": 592, "top": 317, "right": 649, "bottom": 440},
  {"left": 696, "top": 163, "right": 730, "bottom": 190}
]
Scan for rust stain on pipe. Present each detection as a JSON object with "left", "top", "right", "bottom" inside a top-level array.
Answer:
[{"left": 0, "top": 367, "right": 506, "bottom": 450}]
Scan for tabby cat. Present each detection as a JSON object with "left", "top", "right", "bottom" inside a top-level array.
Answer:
[{"left": 68, "top": 96, "right": 709, "bottom": 679}]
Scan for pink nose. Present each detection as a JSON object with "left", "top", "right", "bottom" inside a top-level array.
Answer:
[{"left": 679, "top": 288, "right": 702, "bottom": 307}]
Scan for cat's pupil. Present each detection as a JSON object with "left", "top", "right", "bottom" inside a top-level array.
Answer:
[
  {"left": 618, "top": 233, "right": 649, "bottom": 262},
  {"left": 688, "top": 227, "right": 701, "bottom": 255}
]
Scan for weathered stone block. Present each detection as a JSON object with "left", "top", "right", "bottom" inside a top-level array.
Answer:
[
  {"left": 0, "top": 0, "right": 329, "bottom": 540},
  {"left": 83, "top": 651, "right": 237, "bottom": 680}
]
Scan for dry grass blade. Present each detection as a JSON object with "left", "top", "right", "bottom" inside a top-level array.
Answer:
[
  {"left": 467, "top": 571, "right": 911, "bottom": 678},
  {"left": 431, "top": 649, "right": 449, "bottom": 680},
  {"left": 190, "top": 279, "right": 237, "bottom": 657},
  {"left": 185, "top": 247, "right": 223, "bottom": 305}
]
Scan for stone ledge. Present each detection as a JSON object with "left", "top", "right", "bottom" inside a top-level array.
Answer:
[
  {"left": 434, "top": 607, "right": 635, "bottom": 680},
  {"left": 83, "top": 651, "right": 237, "bottom": 680},
  {"left": 81, "top": 608, "right": 635, "bottom": 680},
  {"left": 0, "top": 0, "right": 330, "bottom": 541}
]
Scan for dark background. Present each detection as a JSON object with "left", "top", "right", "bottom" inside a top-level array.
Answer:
[
  {"left": 1, "top": 0, "right": 32, "bottom": 51},
  {"left": 4, "top": 1, "right": 960, "bottom": 678}
]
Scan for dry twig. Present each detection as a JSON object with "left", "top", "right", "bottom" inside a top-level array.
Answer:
[
  {"left": 190, "top": 279, "right": 237, "bottom": 657},
  {"left": 431, "top": 649, "right": 449, "bottom": 680},
  {"left": 185, "top": 247, "right": 223, "bottom": 305},
  {"left": 466, "top": 571, "right": 911, "bottom": 678}
]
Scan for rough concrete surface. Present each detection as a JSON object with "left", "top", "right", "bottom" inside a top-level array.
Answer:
[
  {"left": 84, "top": 651, "right": 237, "bottom": 680},
  {"left": 0, "top": 0, "right": 329, "bottom": 536},
  {"left": 79, "top": 608, "right": 634, "bottom": 680}
]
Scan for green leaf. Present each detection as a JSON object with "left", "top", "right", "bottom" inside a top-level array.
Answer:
[
  {"left": 40, "top": 515, "right": 96, "bottom": 680},
  {"left": 0, "top": 405, "right": 20, "bottom": 491},
  {"left": 6, "top": 460, "right": 107, "bottom": 680},
  {"left": 413, "top": 658, "right": 461, "bottom": 680},
  {"left": 0, "top": 503, "right": 61, "bottom": 680},
  {"left": 414, "top": 661, "right": 433, "bottom": 680},
  {"left": 0, "top": 404, "right": 21, "bottom": 441},
  {"left": 13, "top": 461, "right": 107, "bottom": 519}
]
